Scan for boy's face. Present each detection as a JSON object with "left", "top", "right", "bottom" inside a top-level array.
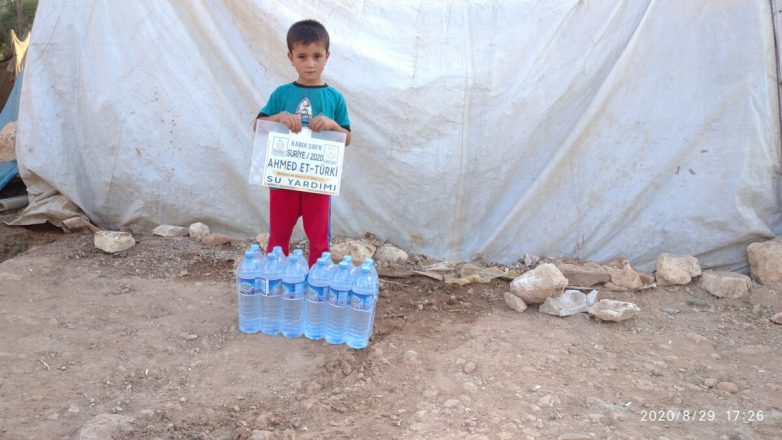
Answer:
[{"left": 288, "top": 42, "right": 330, "bottom": 86}]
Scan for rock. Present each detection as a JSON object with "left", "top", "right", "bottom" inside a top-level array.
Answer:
[
  {"left": 686, "top": 332, "right": 708, "bottom": 343},
  {"left": 256, "top": 233, "right": 270, "bottom": 252},
  {"left": 94, "top": 231, "right": 135, "bottom": 253},
  {"left": 373, "top": 243, "right": 408, "bottom": 265},
  {"left": 330, "top": 239, "right": 376, "bottom": 265},
  {"left": 463, "top": 361, "right": 477, "bottom": 374},
  {"left": 715, "top": 381, "right": 738, "bottom": 394},
  {"left": 704, "top": 378, "right": 718, "bottom": 388},
  {"left": 188, "top": 222, "right": 210, "bottom": 241},
  {"left": 638, "top": 272, "right": 655, "bottom": 285},
  {"left": 250, "top": 431, "right": 274, "bottom": 440},
  {"left": 539, "top": 289, "right": 598, "bottom": 316},
  {"left": 747, "top": 238, "right": 782, "bottom": 287},
  {"left": 202, "top": 233, "right": 232, "bottom": 246},
  {"left": 771, "top": 312, "right": 782, "bottom": 325},
  {"left": 606, "top": 259, "right": 643, "bottom": 290},
  {"left": 655, "top": 253, "right": 701, "bottom": 285},
  {"left": 152, "top": 225, "right": 188, "bottom": 237},
  {"left": 587, "top": 299, "right": 640, "bottom": 322},
  {"left": 70, "top": 414, "right": 134, "bottom": 440},
  {"left": 554, "top": 261, "right": 610, "bottom": 287},
  {"left": 699, "top": 270, "right": 751, "bottom": 298},
  {"left": 443, "top": 399, "right": 461, "bottom": 408},
  {"left": 0, "top": 121, "right": 16, "bottom": 161},
  {"left": 63, "top": 216, "right": 100, "bottom": 233},
  {"left": 521, "top": 253, "right": 539, "bottom": 267},
  {"left": 503, "top": 292, "right": 528, "bottom": 312},
  {"left": 536, "top": 394, "right": 560, "bottom": 407},
  {"left": 403, "top": 350, "right": 420, "bottom": 365},
  {"left": 557, "top": 435, "right": 592, "bottom": 440},
  {"left": 509, "top": 263, "right": 568, "bottom": 304}
]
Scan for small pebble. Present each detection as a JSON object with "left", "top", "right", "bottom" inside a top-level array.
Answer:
[
  {"left": 715, "top": 382, "right": 738, "bottom": 394},
  {"left": 463, "top": 361, "right": 477, "bottom": 374}
]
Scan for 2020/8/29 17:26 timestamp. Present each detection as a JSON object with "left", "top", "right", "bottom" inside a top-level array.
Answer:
[{"left": 640, "top": 409, "right": 765, "bottom": 423}]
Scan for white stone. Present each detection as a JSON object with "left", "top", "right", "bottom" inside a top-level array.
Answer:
[
  {"left": 94, "top": 231, "right": 135, "bottom": 253},
  {"left": 330, "top": 239, "right": 376, "bottom": 265},
  {"left": 715, "top": 381, "right": 738, "bottom": 394},
  {"left": 655, "top": 253, "right": 701, "bottom": 285},
  {"left": 152, "top": 225, "right": 188, "bottom": 237},
  {"left": 771, "top": 312, "right": 782, "bottom": 325},
  {"left": 373, "top": 243, "right": 408, "bottom": 265},
  {"left": 403, "top": 350, "right": 420, "bottom": 365},
  {"left": 699, "top": 270, "right": 751, "bottom": 298},
  {"left": 539, "top": 289, "right": 598, "bottom": 316},
  {"left": 503, "top": 292, "right": 528, "bottom": 313},
  {"left": 747, "top": 238, "right": 782, "bottom": 287},
  {"left": 202, "top": 233, "right": 232, "bottom": 246},
  {"left": 188, "top": 222, "right": 210, "bottom": 241},
  {"left": 250, "top": 431, "right": 274, "bottom": 440},
  {"left": 71, "top": 414, "right": 134, "bottom": 440},
  {"left": 606, "top": 260, "right": 643, "bottom": 290},
  {"left": 587, "top": 299, "right": 640, "bottom": 322},
  {"left": 554, "top": 261, "right": 610, "bottom": 287},
  {"left": 509, "top": 263, "right": 568, "bottom": 304}
]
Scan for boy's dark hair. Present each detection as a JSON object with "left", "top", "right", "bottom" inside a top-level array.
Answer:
[{"left": 286, "top": 19, "right": 330, "bottom": 52}]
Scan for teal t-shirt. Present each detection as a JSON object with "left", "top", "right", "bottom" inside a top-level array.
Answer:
[{"left": 259, "top": 82, "right": 350, "bottom": 130}]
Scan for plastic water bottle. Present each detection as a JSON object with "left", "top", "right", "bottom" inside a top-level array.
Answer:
[
  {"left": 324, "top": 261, "right": 352, "bottom": 344},
  {"left": 293, "top": 248, "right": 309, "bottom": 271},
  {"left": 321, "top": 252, "right": 335, "bottom": 271},
  {"left": 281, "top": 254, "right": 307, "bottom": 338},
  {"left": 346, "top": 264, "right": 377, "bottom": 349},
  {"left": 236, "top": 251, "right": 262, "bottom": 333},
  {"left": 303, "top": 257, "right": 331, "bottom": 340},
  {"left": 362, "top": 258, "right": 379, "bottom": 288},
  {"left": 272, "top": 245, "right": 287, "bottom": 265},
  {"left": 259, "top": 253, "right": 283, "bottom": 335},
  {"left": 249, "top": 243, "right": 266, "bottom": 267}
]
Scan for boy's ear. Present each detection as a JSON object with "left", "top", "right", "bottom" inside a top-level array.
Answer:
[{"left": 287, "top": 51, "right": 293, "bottom": 64}]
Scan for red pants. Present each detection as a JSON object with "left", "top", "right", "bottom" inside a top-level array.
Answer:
[{"left": 268, "top": 189, "right": 331, "bottom": 267}]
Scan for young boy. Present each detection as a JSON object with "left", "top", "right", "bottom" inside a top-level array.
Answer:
[{"left": 254, "top": 19, "right": 351, "bottom": 267}]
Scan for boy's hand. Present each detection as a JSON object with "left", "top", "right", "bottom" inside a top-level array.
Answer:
[
  {"left": 309, "top": 114, "right": 352, "bottom": 146},
  {"left": 308, "top": 114, "right": 338, "bottom": 132},
  {"left": 275, "top": 111, "right": 302, "bottom": 133}
]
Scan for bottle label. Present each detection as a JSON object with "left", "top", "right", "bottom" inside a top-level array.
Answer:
[
  {"left": 260, "top": 279, "right": 283, "bottom": 296},
  {"left": 238, "top": 278, "right": 257, "bottom": 295},
  {"left": 283, "top": 281, "right": 305, "bottom": 299},
  {"left": 306, "top": 285, "right": 326, "bottom": 301},
  {"left": 349, "top": 292, "right": 374, "bottom": 310},
  {"left": 328, "top": 288, "right": 350, "bottom": 306}
]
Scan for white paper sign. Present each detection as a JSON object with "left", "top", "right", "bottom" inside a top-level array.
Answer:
[{"left": 250, "top": 120, "right": 346, "bottom": 196}]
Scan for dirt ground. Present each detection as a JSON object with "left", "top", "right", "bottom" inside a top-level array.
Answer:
[{"left": 0, "top": 216, "right": 780, "bottom": 440}]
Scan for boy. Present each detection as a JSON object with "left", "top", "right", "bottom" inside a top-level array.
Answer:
[{"left": 254, "top": 19, "right": 351, "bottom": 267}]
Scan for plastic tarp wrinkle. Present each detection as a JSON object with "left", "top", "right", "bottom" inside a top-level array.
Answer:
[{"left": 14, "top": 0, "right": 782, "bottom": 271}]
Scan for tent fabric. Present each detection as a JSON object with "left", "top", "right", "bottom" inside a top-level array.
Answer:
[
  {"left": 0, "top": 160, "right": 17, "bottom": 191},
  {"left": 15, "top": 0, "right": 782, "bottom": 271},
  {"left": 0, "top": 70, "right": 23, "bottom": 130}
]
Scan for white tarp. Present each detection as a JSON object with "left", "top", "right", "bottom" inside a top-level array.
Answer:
[{"left": 15, "top": 0, "right": 782, "bottom": 270}]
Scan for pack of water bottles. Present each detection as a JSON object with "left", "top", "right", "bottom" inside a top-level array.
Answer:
[{"left": 235, "top": 244, "right": 380, "bottom": 349}]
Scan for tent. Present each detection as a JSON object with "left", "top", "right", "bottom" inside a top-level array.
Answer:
[{"left": 12, "top": 0, "right": 782, "bottom": 271}]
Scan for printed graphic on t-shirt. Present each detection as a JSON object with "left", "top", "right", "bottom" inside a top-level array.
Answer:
[{"left": 296, "top": 98, "right": 313, "bottom": 126}]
